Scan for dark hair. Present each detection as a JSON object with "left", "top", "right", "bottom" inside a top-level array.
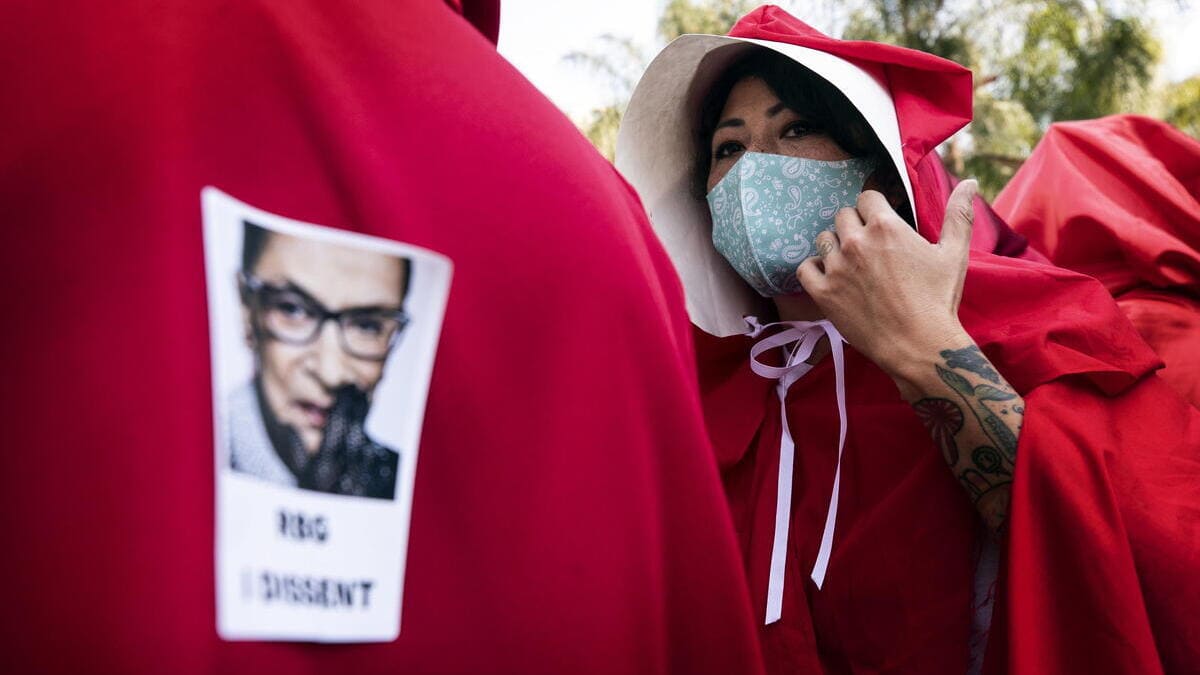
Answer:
[
  {"left": 241, "top": 220, "right": 414, "bottom": 302},
  {"left": 241, "top": 220, "right": 272, "bottom": 274},
  {"left": 695, "top": 49, "right": 912, "bottom": 224}
]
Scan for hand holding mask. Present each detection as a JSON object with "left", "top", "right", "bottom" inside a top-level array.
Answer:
[
  {"left": 708, "top": 152, "right": 876, "bottom": 297},
  {"left": 797, "top": 180, "right": 978, "bottom": 392}
]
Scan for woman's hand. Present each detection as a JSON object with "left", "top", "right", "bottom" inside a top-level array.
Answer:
[
  {"left": 797, "top": 180, "right": 977, "bottom": 398},
  {"left": 798, "top": 180, "right": 1024, "bottom": 534}
]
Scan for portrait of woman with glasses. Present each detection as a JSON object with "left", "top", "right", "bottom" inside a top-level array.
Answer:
[{"left": 227, "top": 220, "right": 412, "bottom": 500}]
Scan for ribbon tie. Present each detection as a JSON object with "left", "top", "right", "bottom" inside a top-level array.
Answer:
[{"left": 746, "top": 317, "right": 848, "bottom": 625}]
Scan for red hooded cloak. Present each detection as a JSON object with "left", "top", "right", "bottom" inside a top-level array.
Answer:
[
  {"left": 0, "top": 1, "right": 763, "bottom": 672},
  {"left": 689, "top": 7, "right": 1200, "bottom": 674},
  {"left": 994, "top": 115, "right": 1200, "bottom": 408}
]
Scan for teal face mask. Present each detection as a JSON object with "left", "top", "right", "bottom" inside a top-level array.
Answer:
[{"left": 706, "top": 152, "right": 876, "bottom": 297}]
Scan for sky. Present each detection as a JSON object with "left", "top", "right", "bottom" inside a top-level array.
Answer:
[
  {"left": 497, "top": 0, "right": 658, "bottom": 122},
  {"left": 496, "top": 0, "right": 1200, "bottom": 123}
]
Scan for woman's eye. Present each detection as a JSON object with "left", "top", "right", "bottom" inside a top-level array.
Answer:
[
  {"left": 783, "top": 121, "right": 815, "bottom": 138},
  {"left": 713, "top": 140, "right": 744, "bottom": 160}
]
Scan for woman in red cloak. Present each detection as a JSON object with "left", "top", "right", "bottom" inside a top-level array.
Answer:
[{"left": 617, "top": 6, "right": 1200, "bottom": 674}]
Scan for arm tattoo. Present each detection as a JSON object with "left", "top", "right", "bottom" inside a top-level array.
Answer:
[
  {"left": 912, "top": 346, "right": 1024, "bottom": 533},
  {"left": 941, "top": 345, "right": 1002, "bottom": 384},
  {"left": 913, "top": 397, "right": 964, "bottom": 465},
  {"left": 936, "top": 364, "right": 1019, "bottom": 460}
]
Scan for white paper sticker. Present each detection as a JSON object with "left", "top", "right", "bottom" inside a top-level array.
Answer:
[{"left": 202, "top": 187, "right": 451, "bottom": 642}]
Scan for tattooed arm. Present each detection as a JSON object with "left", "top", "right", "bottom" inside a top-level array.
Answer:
[{"left": 907, "top": 344, "right": 1023, "bottom": 533}]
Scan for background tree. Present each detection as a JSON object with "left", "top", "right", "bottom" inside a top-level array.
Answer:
[
  {"left": 1158, "top": 75, "right": 1200, "bottom": 137},
  {"left": 658, "top": 0, "right": 760, "bottom": 37}
]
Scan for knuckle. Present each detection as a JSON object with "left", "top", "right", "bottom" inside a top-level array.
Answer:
[
  {"left": 856, "top": 189, "right": 881, "bottom": 208},
  {"left": 864, "top": 208, "right": 893, "bottom": 227},
  {"left": 838, "top": 232, "right": 861, "bottom": 255},
  {"left": 835, "top": 207, "right": 858, "bottom": 226},
  {"left": 869, "top": 214, "right": 904, "bottom": 234}
]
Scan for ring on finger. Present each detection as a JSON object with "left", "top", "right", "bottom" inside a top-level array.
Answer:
[{"left": 815, "top": 231, "right": 839, "bottom": 258}]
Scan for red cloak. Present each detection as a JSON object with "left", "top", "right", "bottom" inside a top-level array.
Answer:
[
  {"left": 994, "top": 115, "right": 1200, "bottom": 407},
  {"left": 0, "top": 1, "right": 763, "bottom": 672},
  {"left": 693, "top": 7, "right": 1200, "bottom": 673}
]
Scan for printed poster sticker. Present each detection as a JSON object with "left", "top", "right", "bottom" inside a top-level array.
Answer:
[{"left": 202, "top": 187, "right": 451, "bottom": 642}]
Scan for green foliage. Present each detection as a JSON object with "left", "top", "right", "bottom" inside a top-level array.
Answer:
[
  {"left": 581, "top": 104, "right": 625, "bottom": 160},
  {"left": 1006, "top": 5, "right": 1160, "bottom": 124},
  {"left": 658, "top": 0, "right": 758, "bottom": 41},
  {"left": 1158, "top": 76, "right": 1200, "bottom": 138},
  {"left": 962, "top": 94, "right": 1041, "bottom": 195},
  {"left": 843, "top": 0, "right": 977, "bottom": 67}
]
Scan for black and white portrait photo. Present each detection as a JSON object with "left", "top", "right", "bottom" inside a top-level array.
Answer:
[{"left": 203, "top": 187, "right": 451, "bottom": 641}]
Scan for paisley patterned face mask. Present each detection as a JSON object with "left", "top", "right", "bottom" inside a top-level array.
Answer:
[{"left": 706, "top": 152, "right": 876, "bottom": 297}]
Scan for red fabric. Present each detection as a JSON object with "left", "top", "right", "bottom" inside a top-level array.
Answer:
[
  {"left": 701, "top": 6, "right": 1200, "bottom": 674},
  {"left": 0, "top": 1, "right": 763, "bottom": 673},
  {"left": 989, "top": 375, "right": 1200, "bottom": 675},
  {"left": 994, "top": 115, "right": 1200, "bottom": 406}
]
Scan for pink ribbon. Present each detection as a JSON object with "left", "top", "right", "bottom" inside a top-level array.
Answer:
[{"left": 746, "top": 317, "right": 848, "bottom": 625}]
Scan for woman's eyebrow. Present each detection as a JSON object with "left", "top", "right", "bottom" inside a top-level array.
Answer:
[{"left": 716, "top": 103, "right": 791, "bottom": 131}]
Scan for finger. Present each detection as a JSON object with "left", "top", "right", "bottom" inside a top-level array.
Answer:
[
  {"left": 833, "top": 205, "right": 864, "bottom": 243},
  {"left": 814, "top": 229, "right": 840, "bottom": 260},
  {"left": 939, "top": 179, "right": 977, "bottom": 259},
  {"left": 797, "top": 255, "right": 827, "bottom": 293},
  {"left": 854, "top": 189, "right": 903, "bottom": 227}
]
